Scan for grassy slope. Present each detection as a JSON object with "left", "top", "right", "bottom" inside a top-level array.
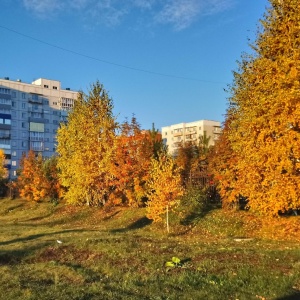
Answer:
[{"left": 0, "top": 198, "right": 300, "bottom": 300}]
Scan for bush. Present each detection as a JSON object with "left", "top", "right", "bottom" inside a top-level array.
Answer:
[{"left": 178, "top": 185, "right": 220, "bottom": 226}]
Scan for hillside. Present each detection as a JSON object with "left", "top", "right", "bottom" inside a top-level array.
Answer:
[{"left": 0, "top": 198, "right": 300, "bottom": 300}]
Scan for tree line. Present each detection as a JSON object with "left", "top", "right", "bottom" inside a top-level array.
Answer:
[
  {"left": 3, "top": 0, "right": 300, "bottom": 218},
  {"left": 8, "top": 82, "right": 212, "bottom": 222}
]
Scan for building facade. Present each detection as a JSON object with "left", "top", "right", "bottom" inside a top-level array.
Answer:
[
  {"left": 161, "top": 120, "right": 221, "bottom": 155},
  {"left": 0, "top": 77, "right": 78, "bottom": 179}
]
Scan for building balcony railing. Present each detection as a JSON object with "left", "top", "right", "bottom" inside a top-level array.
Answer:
[
  {"left": 29, "top": 137, "right": 44, "bottom": 141},
  {"left": 30, "top": 146, "right": 44, "bottom": 151},
  {"left": 0, "top": 134, "right": 10, "bottom": 139},
  {"left": 28, "top": 107, "right": 43, "bottom": 113},
  {"left": 28, "top": 98, "right": 43, "bottom": 104},
  {"left": 173, "top": 132, "right": 183, "bottom": 137}
]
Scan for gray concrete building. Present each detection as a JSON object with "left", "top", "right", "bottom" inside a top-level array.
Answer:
[{"left": 0, "top": 77, "right": 78, "bottom": 179}]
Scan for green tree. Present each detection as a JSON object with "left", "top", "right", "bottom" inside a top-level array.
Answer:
[
  {"left": 222, "top": 0, "right": 300, "bottom": 215},
  {"left": 43, "top": 156, "right": 63, "bottom": 202},
  {"left": 56, "top": 81, "right": 118, "bottom": 206},
  {"left": 147, "top": 123, "right": 167, "bottom": 159}
]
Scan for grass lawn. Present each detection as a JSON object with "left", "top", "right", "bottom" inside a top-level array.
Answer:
[{"left": 0, "top": 197, "right": 300, "bottom": 300}]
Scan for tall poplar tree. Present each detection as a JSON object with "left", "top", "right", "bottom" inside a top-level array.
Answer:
[
  {"left": 223, "top": 0, "right": 300, "bottom": 214},
  {"left": 56, "top": 81, "right": 118, "bottom": 206}
]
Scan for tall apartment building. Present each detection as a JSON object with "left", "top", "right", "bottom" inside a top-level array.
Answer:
[
  {"left": 0, "top": 77, "right": 78, "bottom": 179},
  {"left": 161, "top": 119, "right": 221, "bottom": 155}
]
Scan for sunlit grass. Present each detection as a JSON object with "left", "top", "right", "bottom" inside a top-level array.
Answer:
[{"left": 0, "top": 197, "right": 300, "bottom": 299}]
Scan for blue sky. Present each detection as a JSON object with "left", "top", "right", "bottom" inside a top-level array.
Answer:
[{"left": 1, "top": 0, "right": 269, "bottom": 130}]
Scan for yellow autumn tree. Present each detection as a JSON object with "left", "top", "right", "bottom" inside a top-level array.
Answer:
[
  {"left": 0, "top": 149, "right": 7, "bottom": 179},
  {"left": 146, "top": 153, "right": 183, "bottom": 225},
  {"left": 56, "top": 81, "right": 118, "bottom": 206},
  {"left": 223, "top": 0, "right": 300, "bottom": 215}
]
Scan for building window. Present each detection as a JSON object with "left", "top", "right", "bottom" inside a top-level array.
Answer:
[
  {"left": 22, "top": 112, "right": 26, "bottom": 118},
  {"left": 22, "top": 132, "right": 27, "bottom": 138},
  {"left": 12, "top": 161, "right": 17, "bottom": 167},
  {"left": 53, "top": 102, "right": 57, "bottom": 105},
  {"left": 12, "top": 141, "right": 17, "bottom": 147},
  {"left": 53, "top": 86, "right": 57, "bottom": 90},
  {"left": 22, "top": 141, "right": 27, "bottom": 148},
  {"left": 22, "top": 122, "right": 26, "bottom": 128},
  {"left": 44, "top": 85, "right": 49, "bottom": 88},
  {"left": 12, "top": 151, "right": 16, "bottom": 157},
  {"left": 13, "top": 170, "right": 17, "bottom": 177},
  {"left": 11, "top": 101, "right": 15, "bottom": 107},
  {"left": 22, "top": 93, "right": 26, "bottom": 99},
  {"left": 12, "top": 91, "right": 16, "bottom": 98},
  {"left": 0, "top": 88, "right": 10, "bottom": 94},
  {"left": 22, "top": 102, "right": 26, "bottom": 109},
  {"left": 32, "top": 94, "right": 38, "bottom": 101},
  {"left": 30, "top": 141, "right": 43, "bottom": 151}
]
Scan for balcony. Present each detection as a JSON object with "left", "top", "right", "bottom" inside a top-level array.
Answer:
[
  {"left": 28, "top": 97, "right": 43, "bottom": 104},
  {"left": 0, "top": 133, "right": 10, "bottom": 139},
  {"left": 173, "top": 131, "right": 183, "bottom": 137},
  {"left": 29, "top": 137, "right": 44, "bottom": 141}
]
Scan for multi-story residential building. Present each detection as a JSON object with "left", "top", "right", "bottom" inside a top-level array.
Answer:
[
  {"left": 161, "top": 119, "right": 221, "bottom": 155},
  {"left": 0, "top": 77, "right": 78, "bottom": 179}
]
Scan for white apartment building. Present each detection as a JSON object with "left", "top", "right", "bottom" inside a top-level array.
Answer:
[
  {"left": 0, "top": 77, "right": 78, "bottom": 179},
  {"left": 162, "top": 120, "right": 221, "bottom": 155}
]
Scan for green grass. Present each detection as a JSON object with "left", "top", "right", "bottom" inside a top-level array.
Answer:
[{"left": 0, "top": 198, "right": 300, "bottom": 299}]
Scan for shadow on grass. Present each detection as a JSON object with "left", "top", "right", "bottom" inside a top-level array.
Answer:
[
  {"left": 1, "top": 203, "right": 24, "bottom": 214},
  {"left": 180, "top": 203, "right": 221, "bottom": 227},
  {"left": 0, "top": 229, "right": 99, "bottom": 246},
  {"left": 276, "top": 293, "right": 300, "bottom": 300},
  {"left": 0, "top": 250, "right": 23, "bottom": 265},
  {"left": 110, "top": 216, "right": 153, "bottom": 233}
]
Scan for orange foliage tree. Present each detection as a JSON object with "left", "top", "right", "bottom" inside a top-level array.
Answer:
[
  {"left": 208, "top": 115, "right": 240, "bottom": 208},
  {"left": 146, "top": 153, "right": 183, "bottom": 224},
  {"left": 17, "top": 151, "right": 49, "bottom": 201},
  {"left": 109, "top": 116, "right": 153, "bottom": 207},
  {"left": 219, "top": 0, "right": 300, "bottom": 215}
]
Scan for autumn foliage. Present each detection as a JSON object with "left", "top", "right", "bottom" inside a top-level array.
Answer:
[
  {"left": 56, "top": 81, "right": 118, "bottom": 206},
  {"left": 109, "top": 117, "right": 153, "bottom": 207},
  {"left": 146, "top": 153, "right": 183, "bottom": 222},
  {"left": 213, "top": 0, "right": 300, "bottom": 215},
  {"left": 16, "top": 150, "right": 61, "bottom": 202}
]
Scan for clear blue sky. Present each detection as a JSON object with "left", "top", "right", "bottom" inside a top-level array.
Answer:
[{"left": 1, "top": 0, "right": 269, "bottom": 130}]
